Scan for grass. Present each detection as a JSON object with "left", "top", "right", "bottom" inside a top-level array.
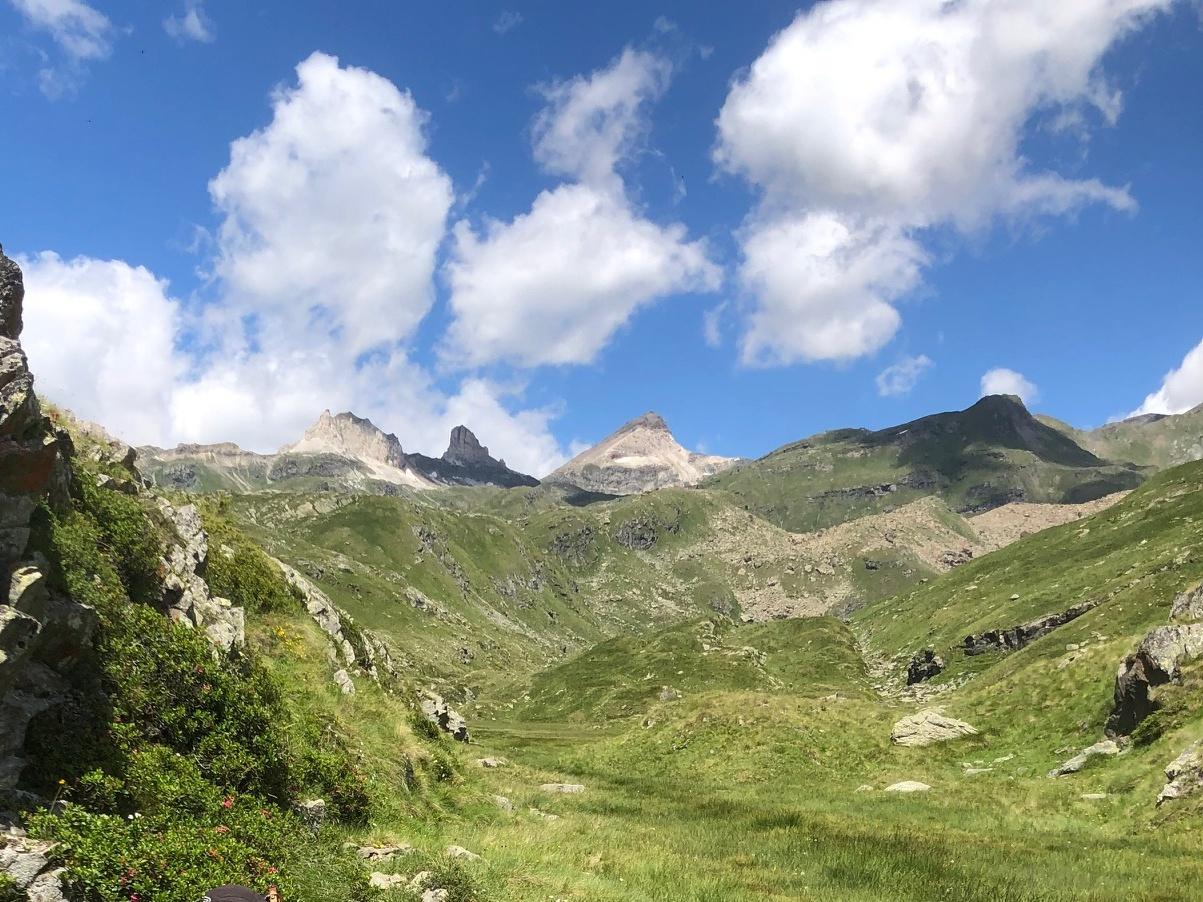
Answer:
[{"left": 704, "top": 395, "right": 1144, "bottom": 532}]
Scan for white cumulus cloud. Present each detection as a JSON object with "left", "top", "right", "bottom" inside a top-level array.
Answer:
[
  {"left": 981, "top": 367, "right": 1039, "bottom": 404},
  {"left": 1130, "top": 337, "right": 1203, "bottom": 417},
  {"left": 209, "top": 51, "right": 454, "bottom": 357},
  {"left": 876, "top": 354, "right": 934, "bottom": 397},
  {"left": 164, "top": 1, "right": 215, "bottom": 43},
  {"left": 443, "top": 47, "right": 719, "bottom": 369},
  {"left": 14, "top": 52, "right": 571, "bottom": 476},
  {"left": 716, "top": 0, "right": 1171, "bottom": 366},
  {"left": 19, "top": 252, "right": 184, "bottom": 447},
  {"left": 10, "top": 0, "right": 115, "bottom": 96}
]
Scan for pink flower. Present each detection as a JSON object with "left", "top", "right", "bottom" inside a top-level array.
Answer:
[{"left": 221, "top": 797, "right": 234, "bottom": 810}]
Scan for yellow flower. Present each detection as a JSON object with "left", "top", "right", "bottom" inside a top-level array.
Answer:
[{"left": 58, "top": 779, "right": 66, "bottom": 785}]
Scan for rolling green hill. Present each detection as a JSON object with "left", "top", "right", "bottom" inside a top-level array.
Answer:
[
  {"left": 1039, "top": 403, "right": 1203, "bottom": 470},
  {"left": 704, "top": 394, "right": 1146, "bottom": 533}
]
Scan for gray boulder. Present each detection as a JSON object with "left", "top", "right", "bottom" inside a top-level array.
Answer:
[
  {"left": 891, "top": 710, "right": 978, "bottom": 747},
  {"left": 1107, "top": 623, "right": 1203, "bottom": 736},
  {"left": 1157, "top": 740, "right": 1203, "bottom": 806},
  {"left": 1171, "top": 582, "right": 1203, "bottom": 623},
  {"left": 419, "top": 690, "right": 469, "bottom": 742},
  {"left": 1049, "top": 739, "right": 1120, "bottom": 777},
  {"left": 906, "top": 649, "right": 944, "bottom": 685}
]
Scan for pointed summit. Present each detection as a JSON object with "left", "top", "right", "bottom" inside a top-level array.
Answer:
[
  {"left": 549, "top": 412, "right": 737, "bottom": 495},
  {"left": 279, "top": 410, "right": 433, "bottom": 488},
  {"left": 443, "top": 425, "right": 495, "bottom": 468}
]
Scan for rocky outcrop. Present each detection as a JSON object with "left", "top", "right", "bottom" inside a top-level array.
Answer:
[
  {"left": 891, "top": 710, "right": 978, "bottom": 747},
  {"left": 962, "top": 600, "right": 1097, "bottom": 656},
  {"left": 906, "top": 649, "right": 944, "bottom": 685},
  {"left": 1048, "top": 740, "right": 1120, "bottom": 777},
  {"left": 443, "top": 425, "right": 493, "bottom": 468},
  {"left": 1, "top": 835, "right": 68, "bottom": 900},
  {"left": 1157, "top": 740, "right": 1203, "bottom": 805},
  {"left": 418, "top": 689, "right": 468, "bottom": 742},
  {"left": 547, "top": 412, "right": 737, "bottom": 495},
  {"left": 0, "top": 250, "right": 100, "bottom": 796},
  {"left": 157, "top": 500, "right": 245, "bottom": 652},
  {"left": 1106, "top": 623, "right": 1203, "bottom": 736},
  {"left": 405, "top": 425, "right": 539, "bottom": 489},
  {"left": 1106, "top": 589, "right": 1203, "bottom": 737},
  {"left": 281, "top": 410, "right": 434, "bottom": 490}
]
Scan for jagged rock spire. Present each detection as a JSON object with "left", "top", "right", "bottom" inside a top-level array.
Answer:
[{"left": 0, "top": 244, "right": 24, "bottom": 341}]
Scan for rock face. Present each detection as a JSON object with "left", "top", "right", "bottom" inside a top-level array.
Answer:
[
  {"left": 419, "top": 689, "right": 469, "bottom": 742},
  {"left": 1106, "top": 591, "right": 1203, "bottom": 737},
  {"left": 891, "top": 710, "right": 978, "bottom": 747},
  {"left": 1048, "top": 740, "right": 1120, "bottom": 777},
  {"left": 906, "top": 649, "right": 945, "bottom": 685},
  {"left": 444, "top": 425, "right": 493, "bottom": 468},
  {"left": 1157, "top": 740, "right": 1203, "bottom": 805},
  {"left": 157, "top": 499, "right": 245, "bottom": 652},
  {"left": 405, "top": 425, "right": 539, "bottom": 488},
  {"left": 0, "top": 249, "right": 100, "bottom": 794},
  {"left": 963, "top": 600, "right": 1097, "bottom": 657},
  {"left": 281, "top": 410, "right": 434, "bottom": 489},
  {"left": 547, "top": 411, "right": 737, "bottom": 495},
  {"left": 142, "top": 421, "right": 539, "bottom": 491}
]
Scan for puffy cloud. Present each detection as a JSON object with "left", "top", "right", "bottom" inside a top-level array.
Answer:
[
  {"left": 717, "top": 0, "right": 1170, "bottom": 365},
  {"left": 15, "top": 53, "right": 570, "bottom": 474},
  {"left": 9, "top": 0, "right": 115, "bottom": 96},
  {"left": 444, "top": 47, "right": 718, "bottom": 368},
  {"left": 876, "top": 354, "right": 934, "bottom": 397},
  {"left": 444, "top": 184, "right": 718, "bottom": 367},
  {"left": 981, "top": 367, "right": 1039, "bottom": 404},
  {"left": 532, "top": 48, "right": 672, "bottom": 188},
  {"left": 18, "top": 252, "right": 183, "bottom": 446},
  {"left": 164, "top": 1, "right": 214, "bottom": 43},
  {"left": 1130, "top": 337, "right": 1203, "bottom": 416},
  {"left": 209, "top": 51, "right": 454, "bottom": 357},
  {"left": 739, "top": 213, "right": 922, "bottom": 366},
  {"left": 10, "top": 0, "right": 112, "bottom": 60}
]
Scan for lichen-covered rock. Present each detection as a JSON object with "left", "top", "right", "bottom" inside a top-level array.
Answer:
[
  {"left": 1157, "top": 740, "right": 1203, "bottom": 805},
  {"left": 0, "top": 246, "right": 23, "bottom": 341},
  {"left": 157, "top": 499, "right": 245, "bottom": 652},
  {"left": 333, "top": 669, "right": 355, "bottom": 695},
  {"left": 1107, "top": 623, "right": 1203, "bottom": 736},
  {"left": 276, "top": 561, "right": 356, "bottom": 666},
  {"left": 1049, "top": 739, "right": 1120, "bottom": 777},
  {"left": 1171, "top": 582, "right": 1203, "bottom": 623},
  {"left": 419, "top": 690, "right": 469, "bottom": 742},
  {"left": 891, "top": 710, "right": 977, "bottom": 747}
]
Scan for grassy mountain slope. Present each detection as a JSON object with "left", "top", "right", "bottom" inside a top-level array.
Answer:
[
  {"left": 437, "top": 460, "right": 1203, "bottom": 900},
  {"left": 705, "top": 395, "right": 1145, "bottom": 533},
  {"left": 1039, "top": 403, "right": 1203, "bottom": 470}
]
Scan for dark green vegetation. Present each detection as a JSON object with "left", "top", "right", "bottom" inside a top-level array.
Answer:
[
  {"left": 705, "top": 395, "right": 1145, "bottom": 532},
  {"left": 16, "top": 458, "right": 470, "bottom": 902}
]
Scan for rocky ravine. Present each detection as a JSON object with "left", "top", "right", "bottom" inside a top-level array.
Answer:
[{"left": 547, "top": 412, "right": 737, "bottom": 496}]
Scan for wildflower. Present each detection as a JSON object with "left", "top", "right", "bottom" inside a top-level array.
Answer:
[
  {"left": 222, "top": 797, "right": 234, "bottom": 809},
  {"left": 215, "top": 825, "right": 230, "bottom": 834},
  {"left": 57, "top": 779, "right": 66, "bottom": 786}
]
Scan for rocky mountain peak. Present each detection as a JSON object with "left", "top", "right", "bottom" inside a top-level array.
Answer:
[
  {"left": 549, "top": 410, "right": 737, "bottom": 495},
  {"left": 619, "top": 411, "right": 670, "bottom": 434},
  {"left": 281, "top": 410, "right": 408, "bottom": 470},
  {"left": 443, "top": 425, "right": 500, "bottom": 468}
]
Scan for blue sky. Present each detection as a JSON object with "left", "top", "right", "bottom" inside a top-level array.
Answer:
[{"left": 2, "top": 0, "right": 1202, "bottom": 475}]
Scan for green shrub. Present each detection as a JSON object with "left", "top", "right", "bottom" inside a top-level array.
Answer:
[
  {"left": 28, "top": 794, "right": 373, "bottom": 902},
  {"left": 203, "top": 515, "right": 296, "bottom": 615},
  {"left": 0, "top": 873, "right": 20, "bottom": 902}
]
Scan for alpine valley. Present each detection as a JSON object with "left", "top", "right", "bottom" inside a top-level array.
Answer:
[{"left": 5, "top": 245, "right": 1203, "bottom": 901}]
